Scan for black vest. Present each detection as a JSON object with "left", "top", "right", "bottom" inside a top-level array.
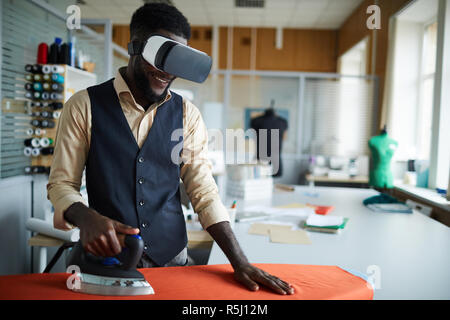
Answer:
[{"left": 86, "top": 79, "right": 187, "bottom": 266}]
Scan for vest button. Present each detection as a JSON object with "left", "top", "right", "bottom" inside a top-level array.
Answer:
[
  {"left": 141, "top": 222, "right": 148, "bottom": 228},
  {"left": 138, "top": 157, "right": 144, "bottom": 163},
  {"left": 144, "top": 245, "right": 148, "bottom": 250},
  {"left": 138, "top": 178, "right": 144, "bottom": 185},
  {"left": 139, "top": 200, "right": 145, "bottom": 206}
]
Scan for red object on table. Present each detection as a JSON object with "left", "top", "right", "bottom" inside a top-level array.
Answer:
[
  {"left": 308, "top": 204, "right": 335, "bottom": 215},
  {"left": 0, "top": 264, "right": 372, "bottom": 300}
]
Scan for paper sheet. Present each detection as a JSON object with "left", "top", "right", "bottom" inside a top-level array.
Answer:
[
  {"left": 26, "top": 218, "right": 79, "bottom": 242},
  {"left": 269, "top": 228, "right": 312, "bottom": 245},
  {"left": 306, "top": 214, "right": 344, "bottom": 227},
  {"left": 248, "top": 223, "right": 292, "bottom": 236},
  {"left": 243, "top": 205, "right": 315, "bottom": 218}
]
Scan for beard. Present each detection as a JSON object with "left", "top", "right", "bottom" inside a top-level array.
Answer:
[{"left": 133, "top": 57, "right": 173, "bottom": 103}]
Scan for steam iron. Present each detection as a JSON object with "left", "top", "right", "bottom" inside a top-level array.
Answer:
[{"left": 66, "top": 234, "right": 154, "bottom": 296}]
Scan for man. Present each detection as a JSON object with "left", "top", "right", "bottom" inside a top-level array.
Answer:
[
  {"left": 48, "top": 3, "right": 294, "bottom": 295},
  {"left": 250, "top": 101, "right": 288, "bottom": 177}
]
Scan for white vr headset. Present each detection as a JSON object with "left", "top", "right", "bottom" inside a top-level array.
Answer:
[{"left": 128, "top": 35, "right": 212, "bottom": 83}]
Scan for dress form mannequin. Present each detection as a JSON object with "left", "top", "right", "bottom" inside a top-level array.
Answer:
[{"left": 368, "top": 126, "right": 398, "bottom": 189}]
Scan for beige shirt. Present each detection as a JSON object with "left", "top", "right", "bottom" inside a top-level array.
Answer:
[{"left": 47, "top": 69, "right": 229, "bottom": 231}]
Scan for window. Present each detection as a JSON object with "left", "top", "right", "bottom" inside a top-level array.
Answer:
[
  {"left": 416, "top": 22, "right": 437, "bottom": 161},
  {"left": 386, "top": 18, "right": 438, "bottom": 162}
]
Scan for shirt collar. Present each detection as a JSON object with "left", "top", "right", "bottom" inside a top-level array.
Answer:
[{"left": 113, "top": 67, "right": 172, "bottom": 112}]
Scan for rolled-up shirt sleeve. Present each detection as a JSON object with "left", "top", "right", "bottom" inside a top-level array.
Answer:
[
  {"left": 47, "top": 90, "right": 90, "bottom": 230},
  {"left": 180, "top": 99, "right": 230, "bottom": 230}
]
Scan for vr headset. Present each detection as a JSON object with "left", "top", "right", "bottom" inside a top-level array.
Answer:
[{"left": 128, "top": 35, "right": 212, "bottom": 83}]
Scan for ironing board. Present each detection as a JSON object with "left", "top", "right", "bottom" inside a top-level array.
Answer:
[{"left": 0, "top": 264, "right": 373, "bottom": 300}]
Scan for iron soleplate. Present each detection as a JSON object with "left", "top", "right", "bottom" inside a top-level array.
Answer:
[{"left": 71, "top": 273, "right": 155, "bottom": 296}]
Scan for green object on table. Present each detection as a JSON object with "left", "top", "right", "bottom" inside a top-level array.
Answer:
[
  {"left": 368, "top": 131, "right": 398, "bottom": 189},
  {"left": 304, "top": 218, "right": 349, "bottom": 230}
]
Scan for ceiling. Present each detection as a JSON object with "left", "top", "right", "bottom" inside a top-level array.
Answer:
[{"left": 78, "top": 0, "right": 364, "bottom": 29}]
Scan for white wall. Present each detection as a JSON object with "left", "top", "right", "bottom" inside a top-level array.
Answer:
[{"left": 0, "top": 176, "right": 32, "bottom": 275}]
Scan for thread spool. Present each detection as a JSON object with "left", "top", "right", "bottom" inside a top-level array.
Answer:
[
  {"left": 31, "top": 119, "right": 41, "bottom": 127},
  {"left": 24, "top": 147, "right": 33, "bottom": 157},
  {"left": 50, "top": 102, "right": 63, "bottom": 110},
  {"left": 24, "top": 92, "right": 33, "bottom": 99},
  {"left": 32, "top": 64, "right": 43, "bottom": 74},
  {"left": 51, "top": 65, "right": 65, "bottom": 74},
  {"left": 31, "top": 102, "right": 41, "bottom": 108},
  {"left": 42, "top": 74, "right": 52, "bottom": 82},
  {"left": 31, "top": 138, "right": 41, "bottom": 148},
  {"left": 24, "top": 83, "right": 33, "bottom": 91},
  {"left": 51, "top": 74, "right": 64, "bottom": 84},
  {"left": 50, "top": 92, "right": 63, "bottom": 100},
  {"left": 24, "top": 166, "right": 32, "bottom": 174},
  {"left": 26, "top": 128, "right": 34, "bottom": 136},
  {"left": 42, "top": 65, "right": 52, "bottom": 74},
  {"left": 41, "top": 120, "right": 55, "bottom": 128},
  {"left": 34, "top": 128, "right": 45, "bottom": 136},
  {"left": 24, "top": 139, "right": 33, "bottom": 147},
  {"left": 39, "top": 137, "right": 54, "bottom": 147},
  {"left": 25, "top": 74, "right": 33, "bottom": 82},
  {"left": 51, "top": 83, "right": 63, "bottom": 92},
  {"left": 41, "top": 92, "right": 50, "bottom": 100},
  {"left": 43, "top": 83, "right": 51, "bottom": 91},
  {"left": 33, "top": 92, "right": 41, "bottom": 100},
  {"left": 25, "top": 64, "right": 34, "bottom": 73},
  {"left": 31, "top": 148, "right": 41, "bottom": 157},
  {"left": 40, "top": 147, "right": 54, "bottom": 156},
  {"left": 52, "top": 111, "right": 61, "bottom": 119},
  {"left": 33, "top": 166, "right": 49, "bottom": 174},
  {"left": 37, "top": 43, "right": 48, "bottom": 64},
  {"left": 33, "top": 74, "right": 42, "bottom": 82},
  {"left": 33, "top": 82, "right": 43, "bottom": 92}
]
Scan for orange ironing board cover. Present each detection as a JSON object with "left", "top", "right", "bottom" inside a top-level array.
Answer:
[{"left": 0, "top": 264, "right": 373, "bottom": 300}]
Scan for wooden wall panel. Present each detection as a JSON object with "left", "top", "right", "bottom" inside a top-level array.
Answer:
[
  {"left": 112, "top": 25, "right": 338, "bottom": 73},
  {"left": 255, "top": 28, "right": 337, "bottom": 72},
  {"left": 218, "top": 26, "right": 229, "bottom": 69},
  {"left": 188, "top": 26, "right": 213, "bottom": 57},
  {"left": 293, "top": 29, "right": 338, "bottom": 72},
  {"left": 112, "top": 25, "right": 212, "bottom": 56},
  {"left": 112, "top": 25, "right": 130, "bottom": 50},
  {"left": 256, "top": 28, "right": 296, "bottom": 71},
  {"left": 232, "top": 27, "right": 252, "bottom": 70}
]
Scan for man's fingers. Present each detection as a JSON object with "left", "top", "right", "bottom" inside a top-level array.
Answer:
[
  {"left": 96, "top": 234, "right": 115, "bottom": 257},
  {"left": 113, "top": 221, "right": 140, "bottom": 235},
  {"left": 269, "top": 275, "right": 294, "bottom": 294},
  {"left": 253, "top": 271, "right": 287, "bottom": 295},
  {"left": 85, "top": 243, "right": 101, "bottom": 257},
  {"left": 92, "top": 240, "right": 108, "bottom": 257},
  {"left": 105, "top": 228, "right": 122, "bottom": 255},
  {"left": 235, "top": 272, "right": 259, "bottom": 292}
]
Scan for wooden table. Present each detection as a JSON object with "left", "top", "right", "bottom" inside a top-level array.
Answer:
[
  {"left": 209, "top": 186, "right": 450, "bottom": 299},
  {"left": 306, "top": 174, "right": 369, "bottom": 188}
]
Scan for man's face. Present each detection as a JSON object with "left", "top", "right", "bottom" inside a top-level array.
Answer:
[{"left": 132, "top": 29, "right": 188, "bottom": 102}]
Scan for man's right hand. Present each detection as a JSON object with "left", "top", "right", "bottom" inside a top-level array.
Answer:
[{"left": 64, "top": 202, "right": 140, "bottom": 257}]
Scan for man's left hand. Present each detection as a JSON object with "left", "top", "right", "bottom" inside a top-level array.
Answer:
[{"left": 233, "top": 263, "right": 295, "bottom": 295}]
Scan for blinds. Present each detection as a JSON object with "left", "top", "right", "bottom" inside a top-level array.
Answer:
[{"left": 302, "top": 77, "right": 376, "bottom": 157}]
